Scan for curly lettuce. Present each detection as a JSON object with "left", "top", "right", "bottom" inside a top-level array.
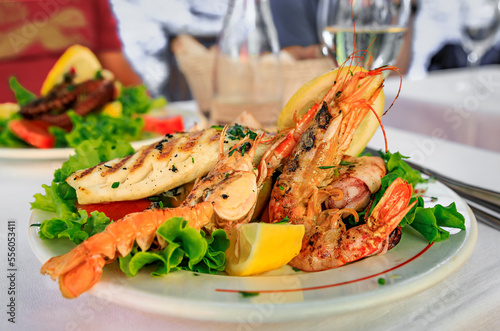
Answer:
[
  {"left": 9, "top": 76, "right": 36, "bottom": 106},
  {"left": 358, "top": 150, "right": 466, "bottom": 243},
  {"left": 118, "top": 85, "right": 166, "bottom": 116},
  {"left": 31, "top": 139, "right": 135, "bottom": 243},
  {"left": 118, "top": 217, "right": 230, "bottom": 276}
]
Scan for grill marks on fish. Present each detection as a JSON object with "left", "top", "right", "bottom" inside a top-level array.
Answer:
[
  {"left": 129, "top": 144, "right": 156, "bottom": 174},
  {"left": 67, "top": 130, "right": 226, "bottom": 204},
  {"left": 180, "top": 131, "right": 203, "bottom": 152},
  {"left": 67, "top": 128, "right": 273, "bottom": 205}
]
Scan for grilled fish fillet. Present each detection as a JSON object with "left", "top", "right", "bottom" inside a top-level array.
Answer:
[{"left": 66, "top": 128, "right": 272, "bottom": 204}]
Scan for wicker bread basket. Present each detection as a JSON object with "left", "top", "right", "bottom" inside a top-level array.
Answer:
[{"left": 171, "top": 35, "right": 335, "bottom": 113}]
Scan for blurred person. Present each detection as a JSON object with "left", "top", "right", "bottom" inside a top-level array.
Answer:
[
  {"left": 270, "top": 0, "right": 323, "bottom": 60},
  {"left": 111, "top": 0, "right": 227, "bottom": 101},
  {"left": 409, "top": 0, "right": 500, "bottom": 77},
  {"left": 0, "top": 0, "right": 142, "bottom": 103}
]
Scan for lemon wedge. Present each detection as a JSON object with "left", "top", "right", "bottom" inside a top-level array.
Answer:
[
  {"left": 41, "top": 45, "right": 102, "bottom": 95},
  {"left": 277, "top": 66, "right": 385, "bottom": 156},
  {"left": 102, "top": 101, "right": 122, "bottom": 117},
  {"left": 225, "top": 222, "right": 305, "bottom": 276},
  {"left": 0, "top": 102, "right": 20, "bottom": 119}
]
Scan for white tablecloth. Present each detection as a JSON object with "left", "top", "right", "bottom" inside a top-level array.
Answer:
[
  {"left": 1, "top": 126, "right": 500, "bottom": 331},
  {"left": 382, "top": 65, "right": 500, "bottom": 153}
]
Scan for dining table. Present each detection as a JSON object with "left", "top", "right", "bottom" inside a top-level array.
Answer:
[
  {"left": 1, "top": 93, "right": 500, "bottom": 331},
  {"left": 382, "top": 65, "right": 500, "bottom": 153}
]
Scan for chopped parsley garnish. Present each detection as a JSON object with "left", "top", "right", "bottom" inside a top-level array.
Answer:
[
  {"left": 226, "top": 124, "right": 258, "bottom": 141},
  {"left": 210, "top": 125, "right": 224, "bottom": 131},
  {"left": 319, "top": 166, "right": 335, "bottom": 169},
  {"left": 239, "top": 291, "right": 259, "bottom": 298},
  {"left": 378, "top": 277, "right": 386, "bottom": 285},
  {"left": 241, "top": 142, "right": 251, "bottom": 156},
  {"left": 275, "top": 216, "right": 290, "bottom": 224},
  {"left": 111, "top": 182, "right": 120, "bottom": 188},
  {"left": 95, "top": 70, "right": 104, "bottom": 80}
]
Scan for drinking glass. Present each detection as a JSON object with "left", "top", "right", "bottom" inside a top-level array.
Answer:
[
  {"left": 317, "top": 0, "right": 412, "bottom": 70},
  {"left": 459, "top": 0, "right": 500, "bottom": 68}
]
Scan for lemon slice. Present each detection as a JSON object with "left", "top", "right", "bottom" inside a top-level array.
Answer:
[
  {"left": 102, "top": 101, "right": 122, "bottom": 117},
  {"left": 277, "top": 66, "right": 385, "bottom": 156},
  {"left": 0, "top": 102, "right": 20, "bottom": 119},
  {"left": 41, "top": 45, "right": 102, "bottom": 95},
  {"left": 225, "top": 222, "right": 305, "bottom": 276}
]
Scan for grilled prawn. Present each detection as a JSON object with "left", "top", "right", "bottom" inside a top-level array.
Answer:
[{"left": 266, "top": 63, "right": 415, "bottom": 271}]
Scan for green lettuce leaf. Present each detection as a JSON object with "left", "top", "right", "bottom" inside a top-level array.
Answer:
[
  {"left": 190, "top": 229, "right": 230, "bottom": 274},
  {"left": 402, "top": 198, "right": 466, "bottom": 242},
  {"left": 33, "top": 138, "right": 135, "bottom": 243},
  {"left": 359, "top": 150, "right": 466, "bottom": 243},
  {"left": 9, "top": 76, "right": 37, "bottom": 106},
  {"left": 119, "top": 244, "right": 184, "bottom": 277},
  {"left": 118, "top": 85, "right": 167, "bottom": 116},
  {"left": 32, "top": 183, "right": 76, "bottom": 217},
  {"left": 118, "top": 217, "right": 229, "bottom": 277},
  {"left": 39, "top": 210, "right": 111, "bottom": 244},
  {"left": 0, "top": 113, "right": 26, "bottom": 148},
  {"left": 156, "top": 217, "right": 208, "bottom": 267},
  {"left": 53, "top": 111, "right": 145, "bottom": 148}
]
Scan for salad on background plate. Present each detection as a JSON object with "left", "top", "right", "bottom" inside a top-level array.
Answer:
[{"left": 0, "top": 45, "right": 185, "bottom": 156}]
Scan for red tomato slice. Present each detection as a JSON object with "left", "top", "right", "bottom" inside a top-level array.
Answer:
[
  {"left": 76, "top": 199, "right": 152, "bottom": 221},
  {"left": 8, "top": 119, "right": 55, "bottom": 149},
  {"left": 142, "top": 115, "right": 184, "bottom": 135}
]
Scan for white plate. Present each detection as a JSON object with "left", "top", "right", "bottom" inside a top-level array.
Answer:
[
  {"left": 28, "top": 181, "right": 477, "bottom": 322},
  {"left": 0, "top": 103, "right": 207, "bottom": 160},
  {"left": 0, "top": 137, "right": 164, "bottom": 160}
]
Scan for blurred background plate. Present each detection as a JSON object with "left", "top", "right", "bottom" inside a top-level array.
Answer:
[{"left": 0, "top": 101, "right": 206, "bottom": 160}]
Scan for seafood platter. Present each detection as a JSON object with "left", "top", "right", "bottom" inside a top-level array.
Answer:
[{"left": 22, "top": 46, "right": 475, "bottom": 321}]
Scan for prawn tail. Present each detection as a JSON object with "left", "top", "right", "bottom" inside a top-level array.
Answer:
[
  {"left": 40, "top": 228, "right": 119, "bottom": 299},
  {"left": 336, "top": 178, "right": 415, "bottom": 266},
  {"left": 58, "top": 255, "right": 106, "bottom": 299},
  {"left": 368, "top": 177, "right": 415, "bottom": 231},
  {"left": 40, "top": 202, "right": 215, "bottom": 298}
]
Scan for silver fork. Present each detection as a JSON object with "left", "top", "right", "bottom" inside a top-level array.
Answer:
[{"left": 364, "top": 147, "right": 500, "bottom": 230}]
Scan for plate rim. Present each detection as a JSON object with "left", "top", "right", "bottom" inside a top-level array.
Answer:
[
  {"left": 28, "top": 181, "right": 478, "bottom": 322},
  {"left": 0, "top": 137, "right": 163, "bottom": 160}
]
